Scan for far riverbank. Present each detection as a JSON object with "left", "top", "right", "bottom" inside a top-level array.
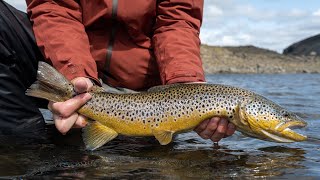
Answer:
[{"left": 201, "top": 45, "right": 320, "bottom": 74}]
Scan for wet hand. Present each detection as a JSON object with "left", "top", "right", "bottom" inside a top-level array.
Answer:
[
  {"left": 194, "top": 117, "right": 236, "bottom": 142},
  {"left": 48, "top": 77, "right": 93, "bottom": 134}
]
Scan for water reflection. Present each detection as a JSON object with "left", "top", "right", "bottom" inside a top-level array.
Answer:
[{"left": 0, "top": 130, "right": 308, "bottom": 179}]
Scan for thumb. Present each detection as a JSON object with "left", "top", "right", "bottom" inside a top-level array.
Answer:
[{"left": 71, "top": 77, "right": 93, "bottom": 93}]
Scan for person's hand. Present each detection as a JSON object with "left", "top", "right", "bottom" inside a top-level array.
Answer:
[
  {"left": 48, "top": 77, "right": 93, "bottom": 134},
  {"left": 179, "top": 81, "right": 236, "bottom": 142},
  {"left": 194, "top": 117, "right": 236, "bottom": 142}
]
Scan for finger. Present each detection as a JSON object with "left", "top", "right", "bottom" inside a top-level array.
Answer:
[
  {"left": 225, "top": 123, "right": 236, "bottom": 136},
  {"left": 210, "top": 118, "right": 228, "bottom": 142},
  {"left": 50, "top": 93, "right": 91, "bottom": 117},
  {"left": 72, "top": 78, "right": 93, "bottom": 93},
  {"left": 197, "top": 117, "right": 220, "bottom": 139},
  {"left": 72, "top": 115, "right": 88, "bottom": 128},
  {"left": 48, "top": 101, "right": 54, "bottom": 111},
  {"left": 54, "top": 113, "right": 79, "bottom": 135},
  {"left": 194, "top": 119, "right": 209, "bottom": 133}
]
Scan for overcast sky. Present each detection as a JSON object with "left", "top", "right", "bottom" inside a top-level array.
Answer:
[{"left": 6, "top": 0, "right": 320, "bottom": 53}]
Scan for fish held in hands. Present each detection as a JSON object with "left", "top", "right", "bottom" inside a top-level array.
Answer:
[{"left": 26, "top": 62, "right": 307, "bottom": 150}]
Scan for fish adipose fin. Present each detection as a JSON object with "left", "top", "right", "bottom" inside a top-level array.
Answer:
[
  {"left": 82, "top": 121, "right": 118, "bottom": 150},
  {"left": 153, "top": 129, "right": 174, "bottom": 145}
]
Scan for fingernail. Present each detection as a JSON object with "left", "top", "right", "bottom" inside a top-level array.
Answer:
[
  {"left": 82, "top": 120, "right": 88, "bottom": 127},
  {"left": 79, "top": 93, "right": 92, "bottom": 100},
  {"left": 85, "top": 93, "right": 92, "bottom": 100}
]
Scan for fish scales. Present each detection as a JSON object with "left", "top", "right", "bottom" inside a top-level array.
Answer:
[
  {"left": 26, "top": 62, "right": 308, "bottom": 150},
  {"left": 79, "top": 84, "right": 248, "bottom": 136}
]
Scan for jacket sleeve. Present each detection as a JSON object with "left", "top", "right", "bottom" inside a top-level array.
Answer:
[
  {"left": 26, "top": 0, "right": 99, "bottom": 83},
  {"left": 153, "top": 0, "right": 205, "bottom": 85}
]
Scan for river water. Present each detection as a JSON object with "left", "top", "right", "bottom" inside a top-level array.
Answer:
[{"left": 0, "top": 74, "right": 319, "bottom": 179}]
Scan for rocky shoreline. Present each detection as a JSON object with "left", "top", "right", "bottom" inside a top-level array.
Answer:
[{"left": 200, "top": 45, "right": 320, "bottom": 74}]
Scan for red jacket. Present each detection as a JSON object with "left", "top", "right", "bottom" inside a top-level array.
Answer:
[{"left": 26, "top": 0, "right": 205, "bottom": 90}]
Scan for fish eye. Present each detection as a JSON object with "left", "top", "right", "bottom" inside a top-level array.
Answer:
[{"left": 283, "top": 113, "right": 289, "bottom": 117}]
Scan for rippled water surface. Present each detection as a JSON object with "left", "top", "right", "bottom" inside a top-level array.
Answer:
[{"left": 0, "top": 74, "right": 319, "bottom": 179}]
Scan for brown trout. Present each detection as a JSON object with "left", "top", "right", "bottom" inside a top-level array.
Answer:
[{"left": 26, "top": 62, "right": 307, "bottom": 150}]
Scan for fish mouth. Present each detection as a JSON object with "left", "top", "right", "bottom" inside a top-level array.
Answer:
[{"left": 261, "top": 121, "right": 307, "bottom": 143}]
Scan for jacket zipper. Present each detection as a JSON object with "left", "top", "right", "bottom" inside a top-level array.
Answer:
[{"left": 103, "top": 0, "right": 118, "bottom": 82}]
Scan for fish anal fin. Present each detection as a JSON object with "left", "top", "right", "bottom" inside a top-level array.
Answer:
[
  {"left": 153, "top": 129, "right": 174, "bottom": 145},
  {"left": 82, "top": 121, "right": 118, "bottom": 150}
]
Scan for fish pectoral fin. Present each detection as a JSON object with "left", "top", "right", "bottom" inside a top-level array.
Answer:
[
  {"left": 236, "top": 99, "right": 254, "bottom": 126},
  {"left": 153, "top": 129, "right": 174, "bottom": 145},
  {"left": 82, "top": 121, "right": 118, "bottom": 150}
]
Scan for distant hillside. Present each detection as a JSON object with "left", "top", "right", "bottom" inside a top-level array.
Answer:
[
  {"left": 283, "top": 34, "right": 320, "bottom": 56},
  {"left": 200, "top": 45, "right": 320, "bottom": 74}
]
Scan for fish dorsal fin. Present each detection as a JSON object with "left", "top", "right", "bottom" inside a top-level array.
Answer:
[
  {"left": 153, "top": 129, "right": 174, "bottom": 145},
  {"left": 82, "top": 121, "right": 118, "bottom": 150},
  {"left": 90, "top": 84, "right": 139, "bottom": 94},
  {"left": 101, "top": 84, "right": 139, "bottom": 94},
  {"left": 147, "top": 84, "right": 182, "bottom": 92},
  {"left": 90, "top": 85, "right": 107, "bottom": 93}
]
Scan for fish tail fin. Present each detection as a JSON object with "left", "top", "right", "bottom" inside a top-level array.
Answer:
[{"left": 26, "top": 61, "right": 75, "bottom": 102}]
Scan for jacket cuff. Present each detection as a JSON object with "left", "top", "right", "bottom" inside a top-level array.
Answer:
[
  {"left": 165, "top": 70, "right": 205, "bottom": 85},
  {"left": 58, "top": 63, "right": 101, "bottom": 86}
]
